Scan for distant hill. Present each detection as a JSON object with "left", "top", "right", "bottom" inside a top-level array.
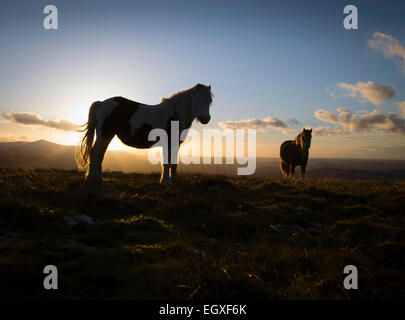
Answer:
[
  {"left": 0, "top": 140, "right": 159, "bottom": 173},
  {"left": 1, "top": 140, "right": 405, "bottom": 179}
]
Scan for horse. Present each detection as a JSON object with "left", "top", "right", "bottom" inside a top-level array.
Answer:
[
  {"left": 76, "top": 83, "right": 213, "bottom": 185},
  {"left": 280, "top": 128, "right": 312, "bottom": 178}
]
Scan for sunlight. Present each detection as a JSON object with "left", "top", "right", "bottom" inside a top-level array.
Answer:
[
  {"left": 66, "top": 132, "right": 134, "bottom": 152},
  {"left": 64, "top": 98, "right": 134, "bottom": 151},
  {"left": 108, "top": 137, "right": 133, "bottom": 151},
  {"left": 68, "top": 98, "right": 95, "bottom": 126}
]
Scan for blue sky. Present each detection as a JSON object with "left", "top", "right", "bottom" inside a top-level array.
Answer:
[{"left": 1, "top": 0, "right": 405, "bottom": 158}]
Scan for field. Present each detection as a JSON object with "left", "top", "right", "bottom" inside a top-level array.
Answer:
[{"left": 0, "top": 168, "right": 404, "bottom": 299}]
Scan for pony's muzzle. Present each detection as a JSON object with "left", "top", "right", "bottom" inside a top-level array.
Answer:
[{"left": 198, "top": 115, "right": 210, "bottom": 124}]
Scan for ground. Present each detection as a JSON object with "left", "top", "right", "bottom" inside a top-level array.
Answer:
[{"left": 0, "top": 168, "right": 404, "bottom": 299}]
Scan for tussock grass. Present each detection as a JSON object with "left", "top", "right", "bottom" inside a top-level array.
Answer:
[{"left": 0, "top": 168, "right": 404, "bottom": 299}]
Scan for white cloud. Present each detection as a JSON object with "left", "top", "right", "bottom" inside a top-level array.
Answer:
[
  {"left": 3, "top": 112, "right": 79, "bottom": 131},
  {"left": 314, "top": 107, "right": 405, "bottom": 136},
  {"left": 218, "top": 117, "right": 293, "bottom": 134},
  {"left": 336, "top": 81, "right": 396, "bottom": 106},
  {"left": 368, "top": 31, "right": 405, "bottom": 74}
]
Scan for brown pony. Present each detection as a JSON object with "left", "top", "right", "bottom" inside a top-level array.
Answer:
[{"left": 280, "top": 128, "right": 312, "bottom": 178}]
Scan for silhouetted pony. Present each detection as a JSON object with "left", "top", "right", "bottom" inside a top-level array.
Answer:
[
  {"left": 77, "top": 84, "right": 213, "bottom": 185},
  {"left": 280, "top": 128, "right": 312, "bottom": 178}
]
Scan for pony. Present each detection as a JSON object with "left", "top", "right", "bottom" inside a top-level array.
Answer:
[
  {"left": 280, "top": 128, "right": 312, "bottom": 178},
  {"left": 76, "top": 83, "right": 213, "bottom": 185}
]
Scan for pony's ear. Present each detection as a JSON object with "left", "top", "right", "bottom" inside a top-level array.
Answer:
[
  {"left": 208, "top": 85, "right": 211, "bottom": 90},
  {"left": 310, "top": 128, "right": 312, "bottom": 133}
]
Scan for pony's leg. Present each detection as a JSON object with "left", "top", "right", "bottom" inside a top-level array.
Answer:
[
  {"left": 170, "top": 164, "right": 177, "bottom": 180},
  {"left": 160, "top": 164, "right": 171, "bottom": 184},
  {"left": 290, "top": 165, "right": 295, "bottom": 178},
  {"left": 280, "top": 161, "right": 288, "bottom": 177},
  {"left": 160, "top": 146, "right": 171, "bottom": 184},
  {"left": 170, "top": 145, "right": 179, "bottom": 181},
  {"left": 301, "top": 164, "right": 307, "bottom": 178},
  {"left": 86, "top": 136, "right": 112, "bottom": 185}
]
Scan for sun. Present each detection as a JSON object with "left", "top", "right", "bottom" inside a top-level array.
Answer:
[{"left": 62, "top": 99, "right": 128, "bottom": 151}]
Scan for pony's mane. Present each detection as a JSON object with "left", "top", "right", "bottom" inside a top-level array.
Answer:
[
  {"left": 294, "top": 132, "right": 304, "bottom": 144},
  {"left": 160, "top": 86, "right": 195, "bottom": 103},
  {"left": 294, "top": 129, "right": 312, "bottom": 147},
  {"left": 160, "top": 84, "right": 213, "bottom": 104},
  {"left": 159, "top": 84, "right": 213, "bottom": 126}
]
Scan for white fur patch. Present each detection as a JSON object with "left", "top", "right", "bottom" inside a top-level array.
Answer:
[{"left": 95, "top": 98, "right": 119, "bottom": 132}]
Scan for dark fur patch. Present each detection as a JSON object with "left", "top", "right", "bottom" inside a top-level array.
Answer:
[
  {"left": 166, "top": 113, "right": 180, "bottom": 140},
  {"left": 121, "top": 123, "right": 155, "bottom": 149},
  {"left": 101, "top": 97, "right": 155, "bottom": 148},
  {"left": 101, "top": 97, "right": 137, "bottom": 139},
  {"left": 280, "top": 140, "right": 303, "bottom": 167}
]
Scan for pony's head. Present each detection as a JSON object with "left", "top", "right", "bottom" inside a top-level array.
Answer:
[
  {"left": 298, "top": 128, "right": 312, "bottom": 149},
  {"left": 193, "top": 83, "right": 213, "bottom": 124}
]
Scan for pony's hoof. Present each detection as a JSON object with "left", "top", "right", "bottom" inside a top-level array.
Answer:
[{"left": 160, "top": 178, "right": 172, "bottom": 185}]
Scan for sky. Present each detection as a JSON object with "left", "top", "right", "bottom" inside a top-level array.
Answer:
[{"left": 1, "top": 0, "right": 405, "bottom": 159}]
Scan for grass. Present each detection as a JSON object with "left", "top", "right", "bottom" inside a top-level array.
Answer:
[{"left": 0, "top": 168, "right": 404, "bottom": 299}]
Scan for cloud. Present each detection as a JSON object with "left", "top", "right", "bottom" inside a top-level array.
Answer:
[
  {"left": 314, "top": 107, "right": 405, "bottom": 136},
  {"left": 289, "top": 118, "right": 299, "bottom": 124},
  {"left": 398, "top": 101, "right": 405, "bottom": 117},
  {"left": 3, "top": 112, "right": 79, "bottom": 131},
  {"left": 0, "top": 134, "right": 29, "bottom": 142},
  {"left": 218, "top": 117, "right": 293, "bottom": 134},
  {"left": 368, "top": 31, "right": 405, "bottom": 74},
  {"left": 336, "top": 81, "right": 396, "bottom": 106},
  {"left": 312, "top": 126, "right": 343, "bottom": 137}
]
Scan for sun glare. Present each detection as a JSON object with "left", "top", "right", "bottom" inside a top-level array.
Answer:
[
  {"left": 63, "top": 98, "right": 134, "bottom": 151},
  {"left": 69, "top": 99, "right": 94, "bottom": 125},
  {"left": 66, "top": 131, "right": 133, "bottom": 151}
]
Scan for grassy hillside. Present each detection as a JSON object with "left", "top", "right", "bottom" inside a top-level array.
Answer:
[{"left": 0, "top": 168, "right": 404, "bottom": 299}]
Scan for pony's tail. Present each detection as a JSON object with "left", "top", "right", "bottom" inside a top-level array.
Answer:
[{"left": 76, "top": 101, "right": 101, "bottom": 170}]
